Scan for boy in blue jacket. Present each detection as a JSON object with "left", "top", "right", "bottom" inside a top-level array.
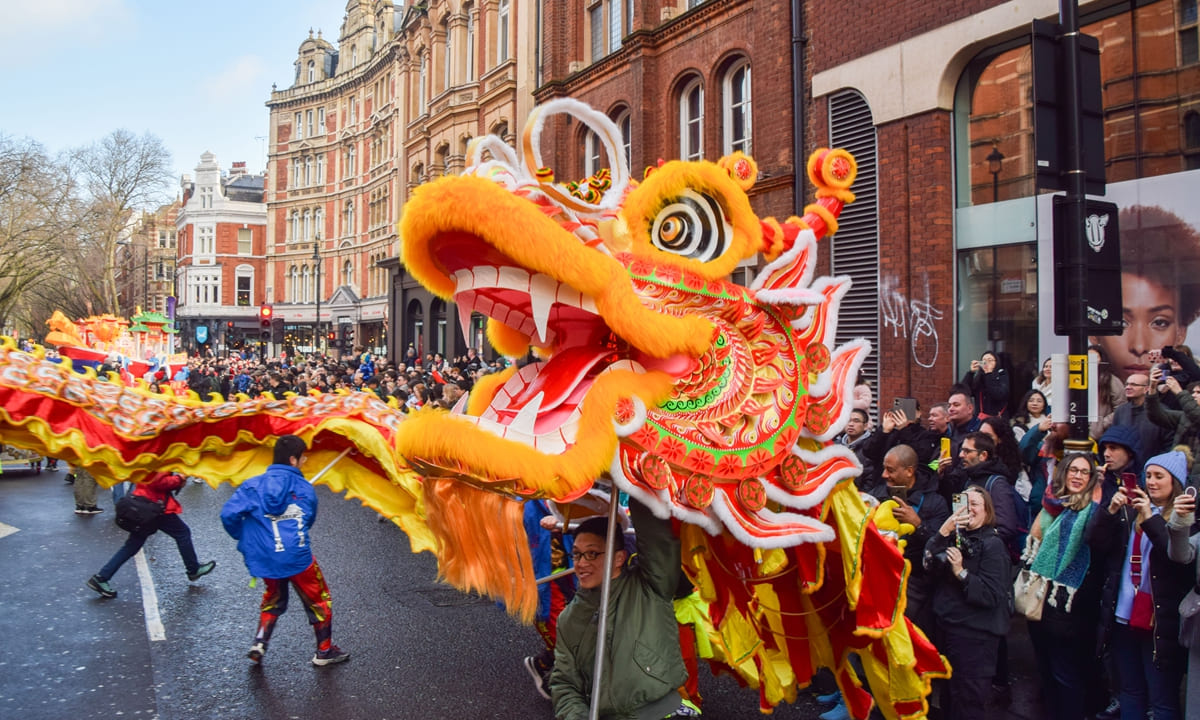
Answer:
[{"left": 221, "top": 434, "right": 348, "bottom": 667}]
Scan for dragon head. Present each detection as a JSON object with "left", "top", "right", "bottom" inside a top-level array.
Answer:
[{"left": 397, "top": 98, "right": 867, "bottom": 548}]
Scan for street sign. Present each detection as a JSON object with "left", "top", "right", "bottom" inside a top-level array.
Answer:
[
  {"left": 1053, "top": 197, "right": 1123, "bottom": 336},
  {"left": 1068, "top": 354, "right": 1088, "bottom": 389},
  {"left": 1032, "top": 19, "right": 1106, "bottom": 196}
]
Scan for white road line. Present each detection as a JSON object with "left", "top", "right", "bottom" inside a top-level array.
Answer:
[
  {"left": 0, "top": 521, "right": 18, "bottom": 539},
  {"left": 134, "top": 549, "right": 166, "bottom": 641}
]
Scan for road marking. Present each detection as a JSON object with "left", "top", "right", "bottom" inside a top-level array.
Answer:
[
  {"left": 0, "top": 521, "right": 18, "bottom": 539},
  {"left": 134, "top": 549, "right": 166, "bottom": 641}
]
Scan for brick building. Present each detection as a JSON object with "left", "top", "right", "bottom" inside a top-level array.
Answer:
[
  {"left": 174, "top": 154, "right": 269, "bottom": 355},
  {"left": 265, "top": 0, "right": 537, "bottom": 361},
  {"left": 116, "top": 201, "right": 180, "bottom": 320},
  {"left": 807, "top": 0, "right": 1200, "bottom": 413}
]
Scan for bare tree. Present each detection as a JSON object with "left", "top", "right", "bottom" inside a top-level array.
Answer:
[
  {"left": 0, "top": 135, "right": 86, "bottom": 336},
  {"left": 71, "top": 130, "right": 173, "bottom": 314}
]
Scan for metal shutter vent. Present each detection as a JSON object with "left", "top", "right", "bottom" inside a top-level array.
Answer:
[{"left": 828, "top": 90, "right": 879, "bottom": 417}]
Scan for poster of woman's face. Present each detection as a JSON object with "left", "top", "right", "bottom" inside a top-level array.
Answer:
[{"left": 1038, "top": 169, "right": 1200, "bottom": 384}]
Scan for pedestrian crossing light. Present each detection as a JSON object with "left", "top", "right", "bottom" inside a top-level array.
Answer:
[{"left": 259, "top": 304, "right": 273, "bottom": 328}]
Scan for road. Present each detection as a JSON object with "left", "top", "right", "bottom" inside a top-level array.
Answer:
[{"left": 0, "top": 466, "right": 838, "bottom": 720}]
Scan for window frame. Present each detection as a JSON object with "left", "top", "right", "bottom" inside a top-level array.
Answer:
[
  {"left": 723, "top": 60, "right": 753, "bottom": 155},
  {"left": 679, "top": 78, "right": 705, "bottom": 161}
]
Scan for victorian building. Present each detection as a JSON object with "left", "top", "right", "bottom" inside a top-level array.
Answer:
[
  {"left": 174, "top": 154, "right": 269, "bottom": 355},
  {"left": 116, "top": 200, "right": 180, "bottom": 321}
]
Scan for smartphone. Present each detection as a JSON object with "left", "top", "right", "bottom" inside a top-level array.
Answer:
[
  {"left": 893, "top": 397, "right": 918, "bottom": 422},
  {"left": 1186, "top": 486, "right": 1197, "bottom": 499},
  {"left": 1121, "top": 473, "right": 1139, "bottom": 494},
  {"left": 952, "top": 493, "right": 967, "bottom": 515},
  {"left": 888, "top": 485, "right": 909, "bottom": 503},
  {"left": 939, "top": 437, "right": 952, "bottom": 461}
]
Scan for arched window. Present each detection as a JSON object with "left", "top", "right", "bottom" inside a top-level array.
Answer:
[
  {"left": 307, "top": 60, "right": 315, "bottom": 83},
  {"left": 347, "top": 146, "right": 357, "bottom": 177},
  {"left": 465, "top": 4, "right": 476, "bottom": 81},
  {"left": 290, "top": 210, "right": 299, "bottom": 242},
  {"left": 679, "top": 78, "right": 704, "bottom": 161},
  {"left": 315, "top": 207, "right": 324, "bottom": 238},
  {"left": 301, "top": 265, "right": 311, "bottom": 304},
  {"left": 351, "top": 45, "right": 358, "bottom": 67},
  {"left": 443, "top": 20, "right": 453, "bottom": 90},
  {"left": 584, "top": 130, "right": 602, "bottom": 177},
  {"left": 723, "top": 60, "right": 752, "bottom": 155},
  {"left": 304, "top": 156, "right": 312, "bottom": 185},
  {"left": 303, "top": 209, "right": 312, "bottom": 241},
  {"left": 316, "top": 154, "right": 325, "bottom": 183},
  {"left": 289, "top": 265, "right": 299, "bottom": 303},
  {"left": 497, "top": 0, "right": 510, "bottom": 63},
  {"left": 343, "top": 259, "right": 354, "bottom": 288},
  {"left": 344, "top": 201, "right": 355, "bottom": 237},
  {"left": 614, "top": 108, "right": 632, "bottom": 169}
]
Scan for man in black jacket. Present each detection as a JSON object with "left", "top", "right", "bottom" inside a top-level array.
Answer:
[{"left": 882, "top": 444, "right": 949, "bottom": 635}]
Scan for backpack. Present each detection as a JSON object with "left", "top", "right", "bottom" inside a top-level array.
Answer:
[
  {"left": 985, "top": 473, "right": 1029, "bottom": 563},
  {"left": 114, "top": 494, "right": 165, "bottom": 534}
]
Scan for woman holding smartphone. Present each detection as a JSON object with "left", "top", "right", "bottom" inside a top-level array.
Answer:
[
  {"left": 1091, "top": 448, "right": 1194, "bottom": 720},
  {"left": 1020, "top": 453, "right": 1108, "bottom": 720},
  {"left": 1166, "top": 481, "right": 1200, "bottom": 713},
  {"left": 924, "top": 486, "right": 1010, "bottom": 720}
]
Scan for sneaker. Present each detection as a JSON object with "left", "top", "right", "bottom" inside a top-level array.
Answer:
[
  {"left": 816, "top": 691, "right": 841, "bottom": 705},
  {"left": 819, "top": 702, "right": 850, "bottom": 720},
  {"left": 247, "top": 642, "right": 266, "bottom": 664},
  {"left": 74, "top": 505, "right": 88, "bottom": 515},
  {"left": 84, "top": 506, "right": 103, "bottom": 514},
  {"left": 312, "top": 645, "right": 350, "bottom": 666},
  {"left": 187, "top": 561, "right": 216, "bottom": 581},
  {"left": 1096, "top": 698, "right": 1120, "bottom": 719},
  {"left": 87, "top": 575, "right": 117, "bottom": 598},
  {"left": 64, "top": 473, "right": 76, "bottom": 484},
  {"left": 523, "top": 656, "right": 551, "bottom": 700}
]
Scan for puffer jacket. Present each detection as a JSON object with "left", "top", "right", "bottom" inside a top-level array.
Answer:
[
  {"left": 220, "top": 463, "right": 317, "bottom": 579},
  {"left": 550, "top": 499, "right": 687, "bottom": 720}
]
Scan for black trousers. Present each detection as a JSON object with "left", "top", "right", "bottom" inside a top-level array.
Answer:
[{"left": 936, "top": 623, "right": 1000, "bottom": 720}]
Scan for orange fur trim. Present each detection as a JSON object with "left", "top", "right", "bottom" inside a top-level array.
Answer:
[
  {"left": 466, "top": 367, "right": 514, "bottom": 417},
  {"left": 487, "top": 319, "right": 532, "bottom": 358}
]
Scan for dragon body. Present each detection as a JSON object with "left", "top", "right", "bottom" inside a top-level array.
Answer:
[{"left": 0, "top": 99, "right": 947, "bottom": 718}]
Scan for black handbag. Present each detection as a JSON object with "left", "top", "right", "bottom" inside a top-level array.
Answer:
[{"left": 114, "top": 494, "right": 165, "bottom": 533}]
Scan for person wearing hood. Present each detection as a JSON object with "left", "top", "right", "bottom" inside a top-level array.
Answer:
[
  {"left": 220, "top": 434, "right": 348, "bottom": 667},
  {"left": 1090, "top": 449, "right": 1194, "bottom": 720},
  {"left": 1097, "top": 425, "right": 1144, "bottom": 508}
]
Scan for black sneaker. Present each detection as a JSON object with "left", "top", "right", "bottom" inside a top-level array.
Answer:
[
  {"left": 87, "top": 575, "right": 117, "bottom": 598},
  {"left": 74, "top": 505, "right": 88, "bottom": 515},
  {"left": 247, "top": 642, "right": 266, "bottom": 664},
  {"left": 83, "top": 506, "right": 103, "bottom": 514},
  {"left": 64, "top": 473, "right": 75, "bottom": 484},
  {"left": 187, "top": 561, "right": 216, "bottom": 581},
  {"left": 523, "top": 656, "right": 551, "bottom": 700},
  {"left": 1096, "top": 698, "right": 1120, "bottom": 719},
  {"left": 312, "top": 645, "right": 350, "bottom": 666}
]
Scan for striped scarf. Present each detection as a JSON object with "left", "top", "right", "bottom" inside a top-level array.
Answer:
[{"left": 1029, "top": 502, "right": 1097, "bottom": 612}]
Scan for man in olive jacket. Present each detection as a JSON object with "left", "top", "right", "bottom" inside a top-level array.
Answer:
[{"left": 550, "top": 497, "right": 690, "bottom": 720}]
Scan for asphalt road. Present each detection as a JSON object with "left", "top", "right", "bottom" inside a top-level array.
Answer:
[{"left": 0, "top": 466, "right": 838, "bottom": 720}]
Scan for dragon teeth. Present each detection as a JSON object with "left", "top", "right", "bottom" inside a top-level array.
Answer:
[
  {"left": 509, "top": 391, "right": 544, "bottom": 436},
  {"left": 529, "top": 273, "right": 557, "bottom": 343}
]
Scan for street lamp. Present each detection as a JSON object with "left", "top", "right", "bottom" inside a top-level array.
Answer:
[
  {"left": 986, "top": 145, "right": 1005, "bottom": 203},
  {"left": 312, "top": 235, "right": 322, "bottom": 354}
]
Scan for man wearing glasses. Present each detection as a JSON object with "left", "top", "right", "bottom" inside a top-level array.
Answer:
[
  {"left": 1111, "top": 373, "right": 1171, "bottom": 460},
  {"left": 549, "top": 498, "right": 697, "bottom": 719}
]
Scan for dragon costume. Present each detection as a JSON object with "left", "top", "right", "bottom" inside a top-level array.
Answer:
[{"left": 0, "top": 99, "right": 947, "bottom": 718}]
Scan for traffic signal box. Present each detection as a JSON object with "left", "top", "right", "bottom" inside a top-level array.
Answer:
[{"left": 259, "top": 305, "right": 273, "bottom": 341}]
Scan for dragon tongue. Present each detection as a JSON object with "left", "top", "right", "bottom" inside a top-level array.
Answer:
[{"left": 510, "top": 345, "right": 614, "bottom": 412}]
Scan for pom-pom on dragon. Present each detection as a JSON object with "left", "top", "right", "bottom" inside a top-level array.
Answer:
[{"left": 0, "top": 99, "right": 947, "bottom": 718}]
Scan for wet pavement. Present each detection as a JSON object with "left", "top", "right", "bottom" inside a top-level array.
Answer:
[{"left": 0, "top": 465, "right": 1047, "bottom": 719}]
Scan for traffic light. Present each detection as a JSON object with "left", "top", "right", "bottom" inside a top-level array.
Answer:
[
  {"left": 259, "top": 305, "right": 273, "bottom": 342},
  {"left": 271, "top": 318, "right": 284, "bottom": 344},
  {"left": 226, "top": 321, "right": 234, "bottom": 330},
  {"left": 343, "top": 325, "right": 355, "bottom": 348}
]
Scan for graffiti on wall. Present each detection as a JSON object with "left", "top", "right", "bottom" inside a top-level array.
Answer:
[{"left": 881, "top": 275, "right": 943, "bottom": 369}]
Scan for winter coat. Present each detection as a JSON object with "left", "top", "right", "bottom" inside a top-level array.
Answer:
[
  {"left": 550, "top": 499, "right": 687, "bottom": 720},
  {"left": 220, "top": 463, "right": 318, "bottom": 579},
  {"left": 924, "top": 525, "right": 1012, "bottom": 637},
  {"left": 1090, "top": 508, "right": 1192, "bottom": 672},
  {"left": 942, "top": 457, "right": 1022, "bottom": 550},
  {"left": 1145, "top": 390, "right": 1200, "bottom": 487},
  {"left": 962, "top": 367, "right": 1010, "bottom": 418},
  {"left": 133, "top": 471, "right": 185, "bottom": 514}
]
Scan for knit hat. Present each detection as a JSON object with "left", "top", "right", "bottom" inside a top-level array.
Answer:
[
  {"left": 1098, "top": 425, "right": 1142, "bottom": 467},
  {"left": 1145, "top": 450, "right": 1188, "bottom": 487}
]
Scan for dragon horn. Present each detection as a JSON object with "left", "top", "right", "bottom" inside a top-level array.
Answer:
[{"left": 760, "top": 148, "right": 857, "bottom": 258}]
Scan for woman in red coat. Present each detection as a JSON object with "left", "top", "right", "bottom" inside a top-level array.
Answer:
[{"left": 86, "top": 471, "right": 216, "bottom": 598}]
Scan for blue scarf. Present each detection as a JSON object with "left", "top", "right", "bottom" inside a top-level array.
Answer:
[{"left": 1029, "top": 502, "right": 1096, "bottom": 612}]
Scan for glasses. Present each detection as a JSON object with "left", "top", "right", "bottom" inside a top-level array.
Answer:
[
  {"left": 570, "top": 550, "right": 606, "bottom": 563},
  {"left": 961, "top": 447, "right": 979, "bottom": 455},
  {"left": 1066, "top": 466, "right": 1092, "bottom": 476}
]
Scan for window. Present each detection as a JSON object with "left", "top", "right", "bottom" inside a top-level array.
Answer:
[
  {"left": 349, "top": 97, "right": 358, "bottom": 125},
  {"left": 307, "top": 60, "right": 315, "bottom": 83},
  {"left": 304, "top": 156, "right": 312, "bottom": 185},
  {"left": 236, "top": 274, "right": 252, "bottom": 306},
  {"left": 294, "top": 112, "right": 303, "bottom": 140},
  {"left": 617, "top": 110, "right": 632, "bottom": 168},
  {"left": 419, "top": 53, "right": 428, "bottom": 113},
  {"left": 200, "top": 185, "right": 214, "bottom": 209},
  {"left": 343, "top": 259, "right": 354, "bottom": 288},
  {"left": 680, "top": 79, "right": 704, "bottom": 161},
  {"left": 289, "top": 265, "right": 299, "bottom": 303},
  {"left": 585, "top": 130, "right": 602, "bottom": 177},
  {"left": 344, "top": 201, "right": 355, "bottom": 237},
  {"left": 466, "top": 5, "right": 476, "bottom": 81},
  {"left": 237, "top": 228, "right": 252, "bottom": 255},
  {"left": 301, "top": 266, "right": 311, "bottom": 304},
  {"left": 590, "top": 5, "right": 603, "bottom": 61},
  {"left": 192, "top": 271, "right": 220, "bottom": 305},
  {"left": 317, "top": 107, "right": 325, "bottom": 133},
  {"left": 688, "top": 0, "right": 705, "bottom": 7},
  {"left": 347, "top": 146, "right": 357, "bottom": 178},
  {"left": 292, "top": 159, "right": 301, "bottom": 187},
  {"left": 608, "top": 0, "right": 622, "bottom": 52},
  {"left": 1186, "top": 111, "right": 1200, "bottom": 170},
  {"left": 315, "top": 208, "right": 324, "bottom": 238},
  {"left": 303, "top": 209, "right": 312, "bottom": 241},
  {"left": 444, "top": 21, "right": 453, "bottom": 90},
  {"left": 290, "top": 211, "right": 299, "bottom": 242},
  {"left": 1184, "top": 0, "right": 1198, "bottom": 64},
  {"left": 351, "top": 45, "right": 358, "bottom": 67},
  {"left": 723, "top": 61, "right": 752, "bottom": 155},
  {"left": 498, "top": 0, "right": 510, "bottom": 62},
  {"left": 306, "top": 109, "right": 314, "bottom": 137},
  {"left": 197, "top": 224, "right": 215, "bottom": 256},
  {"left": 317, "top": 154, "right": 325, "bottom": 184}
]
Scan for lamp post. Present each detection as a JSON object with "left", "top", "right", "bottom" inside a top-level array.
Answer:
[
  {"left": 312, "top": 235, "right": 322, "bottom": 355},
  {"left": 986, "top": 145, "right": 1005, "bottom": 203}
]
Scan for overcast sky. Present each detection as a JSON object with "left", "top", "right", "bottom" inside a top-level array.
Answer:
[{"left": 0, "top": 0, "right": 352, "bottom": 189}]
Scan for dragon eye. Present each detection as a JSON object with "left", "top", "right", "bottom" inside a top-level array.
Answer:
[{"left": 650, "top": 189, "right": 730, "bottom": 262}]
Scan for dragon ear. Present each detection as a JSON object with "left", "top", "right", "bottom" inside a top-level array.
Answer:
[{"left": 759, "top": 149, "right": 857, "bottom": 258}]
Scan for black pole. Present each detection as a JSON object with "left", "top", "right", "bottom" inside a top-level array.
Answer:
[
  {"left": 790, "top": 0, "right": 807, "bottom": 215},
  {"left": 1060, "top": 0, "right": 1090, "bottom": 448}
]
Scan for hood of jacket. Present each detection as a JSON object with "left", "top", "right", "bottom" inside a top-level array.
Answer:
[
  {"left": 260, "top": 464, "right": 308, "bottom": 514},
  {"left": 1098, "top": 424, "right": 1141, "bottom": 468}
]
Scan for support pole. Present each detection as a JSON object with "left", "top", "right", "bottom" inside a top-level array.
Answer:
[{"left": 588, "top": 484, "right": 621, "bottom": 720}]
